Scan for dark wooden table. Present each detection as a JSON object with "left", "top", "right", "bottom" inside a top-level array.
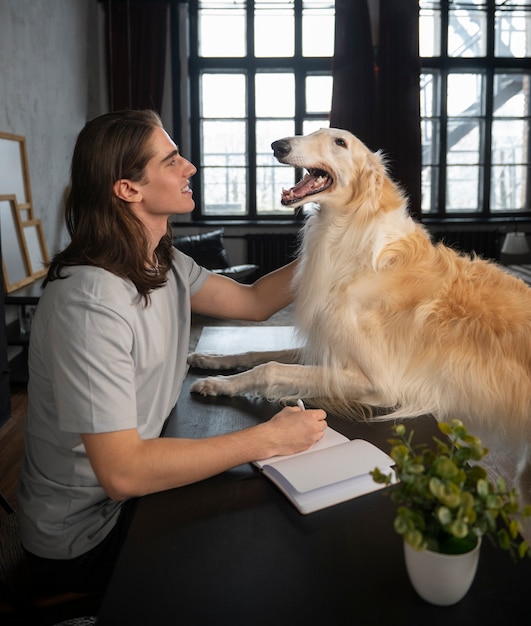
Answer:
[{"left": 97, "top": 328, "right": 531, "bottom": 626}]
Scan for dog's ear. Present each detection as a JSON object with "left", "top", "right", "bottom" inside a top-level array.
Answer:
[
  {"left": 350, "top": 148, "right": 404, "bottom": 216},
  {"left": 376, "top": 152, "right": 408, "bottom": 214},
  {"left": 350, "top": 149, "right": 385, "bottom": 204},
  {"left": 370, "top": 150, "right": 386, "bottom": 186}
]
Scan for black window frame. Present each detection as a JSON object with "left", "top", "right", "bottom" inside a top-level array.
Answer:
[
  {"left": 420, "top": 0, "right": 531, "bottom": 219},
  {"left": 180, "top": 0, "right": 334, "bottom": 222}
]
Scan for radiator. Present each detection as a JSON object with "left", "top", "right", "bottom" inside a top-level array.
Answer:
[
  {"left": 246, "top": 233, "right": 299, "bottom": 277},
  {"left": 248, "top": 229, "right": 501, "bottom": 277},
  {"left": 430, "top": 229, "right": 501, "bottom": 261}
]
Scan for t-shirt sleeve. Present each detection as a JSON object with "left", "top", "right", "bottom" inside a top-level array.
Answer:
[
  {"left": 47, "top": 294, "right": 138, "bottom": 434},
  {"left": 173, "top": 247, "right": 211, "bottom": 296}
]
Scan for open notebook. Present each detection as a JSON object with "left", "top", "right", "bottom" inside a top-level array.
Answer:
[{"left": 254, "top": 428, "right": 395, "bottom": 515}]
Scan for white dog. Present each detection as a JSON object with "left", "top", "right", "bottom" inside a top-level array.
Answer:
[{"left": 188, "top": 128, "right": 531, "bottom": 499}]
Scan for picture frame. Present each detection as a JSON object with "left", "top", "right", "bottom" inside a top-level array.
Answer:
[
  {"left": 21, "top": 219, "right": 49, "bottom": 278},
  {"left": 0, "top": 131, "right": 33, "bottom": 214},
  {"left": 0, "top": 195, "right": 33, "bottom": 292}
]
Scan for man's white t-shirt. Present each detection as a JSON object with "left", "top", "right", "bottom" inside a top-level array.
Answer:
[{"left": 17, "top": 250, "right": 210, "bottom": 559}]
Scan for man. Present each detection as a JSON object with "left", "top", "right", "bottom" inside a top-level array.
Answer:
[{"left": 17, "top": 110, "right": 327, "bottom": 596}]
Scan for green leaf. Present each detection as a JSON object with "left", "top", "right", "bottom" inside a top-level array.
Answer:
[
  {"left": 391, "top": 444, "right": 410, "bottom": 464},
  {"left": 438, "top": 422, "right": 453, "bottom": 435},
  {"left": 509, "top": 519, "right": 521, "bottom": 540},
  {"left": 434, "top": 456, "right": 459, "bottom": 479},
  {"left": 518, "top": 541, "right": 530, "bottom": 559},
  {"left": 437, "top": 506, "right": 452, "bottom": 525},
  {"left": 409, "top": 463, "right": 425, "bottom": 474},
  {"left": 486, "top": 494, "right": 501, "bottom": 510},
  {"left": 449, "top": 520, "right": 469, "bottom": 539},
  {"left": 429, "top": 477, "right": 442, "bottom": 497},
  {"left": 394, "top": 515, "right": 409, "bottom": 535},
  {"left": 498, "top": 528, "right": 510, "bottom": 550},
  {"left": 460, "top": 491, "right": 475, "bottom": 510},
  {"left": 370, "top": 467, "right": 390, "bottom": 484},
  {"left": 395, "top": 424, "right": 406, "bottom": 437},
  {"left": 405, "top": 529, "right": 425, "bottom": 550},
  {"left": 476, "top": 478, "right": 490, "bottom": 498}
]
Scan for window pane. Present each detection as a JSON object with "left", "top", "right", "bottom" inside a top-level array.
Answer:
[
  {"left": 446, "top": 165, "right": 481, "bottom": 211},
  {"left": 255, "top": 1, "right": 294, "bottom": 58},
  {"left": 493, "top": 73, "right": 530, "bottom": 117},
  {"left": 492, "top": 72, "right": 529, "bottom": 210},
  {"left": 492, "top": 119, "right": 528, "bottom": 165},
  {"left": 448, "top": 2, "right": 486, "bottom": 57},
  {"left": 419, "top": 1, "right": 441, "bottom": 57},
  {"left": 255, "top": 73, "right": 295, "bottom": 117},
  {"left": 256, "top": 120, "right": 296, "bottom": 215},
  {"left": 303, "top": 118, "right": 329, "bottom": 134},
  {"left": 495, "top": 1, "right": 531, "bottom": 58},
  {"left": 203, "top": 166, "right": 247, "bottom": 215},
  {"left": 306, "top": 75, "right": 333, "bottom": 113},
  {"left": 421, "top": 165, "right": 438, "bottom": 213},
  {"left": 256, "top": 120, "right": 295, "bottom": 166},
  {"left": 198, "top": 1, "right": 246, "bottom": 57},
  {"left": 256, "top": 165, "right": 296, "bottom": 214},
  {"left": 201, "top": 120, "right": 246, "bottom": 216},
  {"left": 202, "top": 121, "right": 246, "bottom": 167},
  {"left": 420, "top": 72, "right": 440, "bottom": 117},
  {"left": 302, "top": 1, "right": 335, "bottom": 57},
  {"left": 447, "top": 120, "right": 481, "bottom": 165},
  {"left": 490, "top": 165, "right": 529, "bottom": 211},
  {"left": 447, "top": 73, "right": 484, "bottom": 117},
  {"left": 201, "top": 74, "right": 246, "bottom": 118},
  {"left": 421, "top": 119, "right": 439, "bottom": 166}
]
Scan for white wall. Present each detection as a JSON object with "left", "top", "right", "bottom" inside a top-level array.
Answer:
[{"left": 0, "top": 0, "right": 106, "bottom": 256}]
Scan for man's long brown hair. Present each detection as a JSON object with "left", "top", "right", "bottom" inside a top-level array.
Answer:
[{"left": 46, "top": 110, "right": 174, "bottom": 304}]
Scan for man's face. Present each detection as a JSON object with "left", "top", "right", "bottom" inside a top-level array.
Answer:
[{"left": 138, "top": 126, "right": 197, "bottom": 218}]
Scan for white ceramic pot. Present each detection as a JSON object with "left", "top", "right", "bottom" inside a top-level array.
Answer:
[{"left": 403, "top": 538, "right": 481, "bottom": 606}]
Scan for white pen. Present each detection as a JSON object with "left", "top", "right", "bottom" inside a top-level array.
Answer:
[{"left": 297, "top": 399, "right": 305, "bottom": 411}]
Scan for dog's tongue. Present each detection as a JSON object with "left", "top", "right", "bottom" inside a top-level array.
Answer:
[{"left": 282, "top": 173, "right": 325, "bottom": 202}]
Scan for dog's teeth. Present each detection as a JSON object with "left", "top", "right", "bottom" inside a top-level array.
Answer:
[{"left": 282, "top": 188, "right": 295, "bottom": 199}]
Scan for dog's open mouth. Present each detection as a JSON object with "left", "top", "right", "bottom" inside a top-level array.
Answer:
[{"left": 281, "top": 168, "right": 333, "bottom": 205}]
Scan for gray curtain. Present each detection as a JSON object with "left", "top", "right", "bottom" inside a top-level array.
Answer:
[
  {"left": 330, "top": 0, "right": 421, "bottom": 219},
  {"left": 102, "top": 0, "right": 170, "bottom": 113}
]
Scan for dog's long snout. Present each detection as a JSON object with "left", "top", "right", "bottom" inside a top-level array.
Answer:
[{"left": 271, "top": 139, "right": 291, "bottom": 159}]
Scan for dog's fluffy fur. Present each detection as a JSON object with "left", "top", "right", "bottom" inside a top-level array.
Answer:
[{"left": 188, "top": 128, "right": 531, "bottom": 499}]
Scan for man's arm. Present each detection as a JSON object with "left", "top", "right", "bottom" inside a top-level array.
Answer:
[
  {"left": 190, "top": 260, "right": 298, "bottom": 322},
  {"left": 82, "top": 402, "right": 326, "bottom": 501}
]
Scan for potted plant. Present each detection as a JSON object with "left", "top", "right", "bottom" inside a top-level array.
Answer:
[{"left": 371, "top": 419, "right": 531, "bottom": 606}]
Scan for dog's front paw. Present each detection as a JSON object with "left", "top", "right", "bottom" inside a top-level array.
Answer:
[
  {"left": 190, "top": 376, "right": 231, "bottom": 396},
  {"left": 188, "top": 352, "right": 225, "bottom": 369}
]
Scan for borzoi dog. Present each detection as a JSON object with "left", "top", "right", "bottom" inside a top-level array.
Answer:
[{"left": 188, "top": 128, "right": 531, "bottom": 500}]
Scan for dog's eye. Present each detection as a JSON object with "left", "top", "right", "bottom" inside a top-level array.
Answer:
[{"left": 335, "top": 138, "right": 347, "bottom": 148}]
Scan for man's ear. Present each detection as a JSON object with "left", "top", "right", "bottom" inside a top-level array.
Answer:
[{"left": 113, "top": 179, "right": 142, "bottom": 203}]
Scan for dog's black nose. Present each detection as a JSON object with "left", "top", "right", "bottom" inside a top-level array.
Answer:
[{"left": 271, "top": 139, "right": 291, "bottom": 159}]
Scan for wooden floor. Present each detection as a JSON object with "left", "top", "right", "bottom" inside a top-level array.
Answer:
[{"left": 0, "top": 388, "right": 27, "bottom": 510}]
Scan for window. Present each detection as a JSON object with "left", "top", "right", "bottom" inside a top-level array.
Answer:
[
  {"left": 420, "top": 0, "right": 531, "bottom": 217},
  {"left": 187, "top": 0, "right": 335, "bottom": 220}
]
